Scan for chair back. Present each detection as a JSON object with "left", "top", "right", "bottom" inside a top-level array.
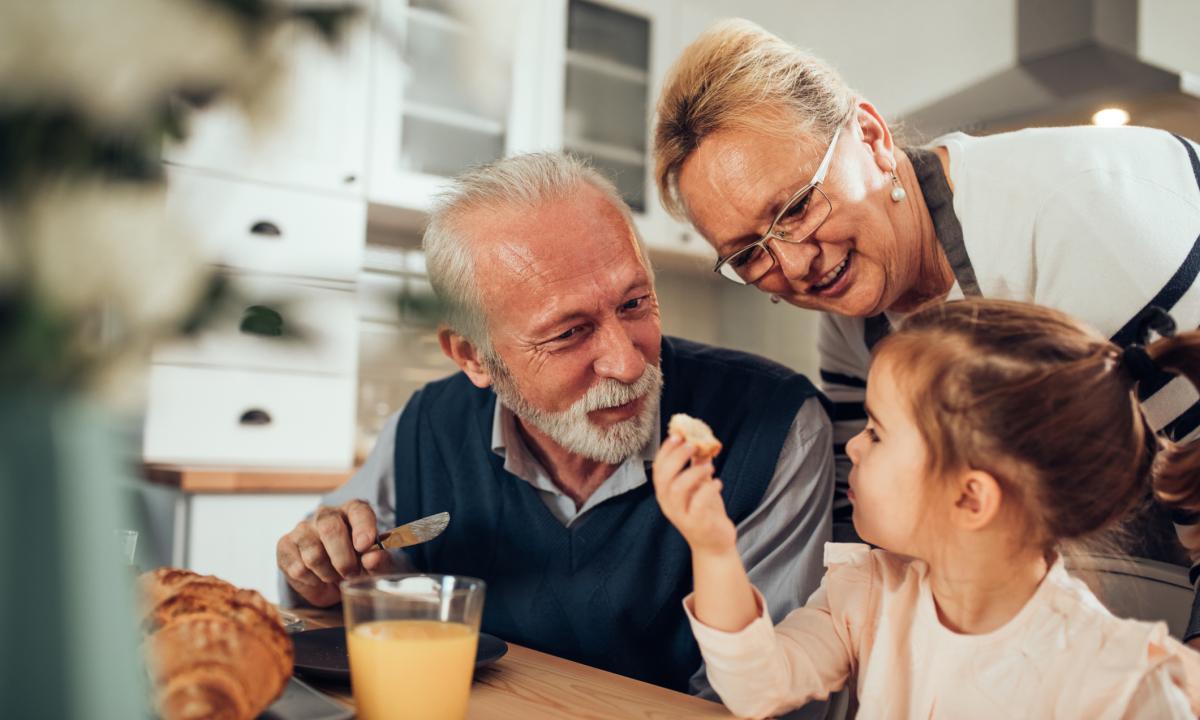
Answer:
[{"left": 1066, "top": 554, "right": 1193, "bottom": 638}]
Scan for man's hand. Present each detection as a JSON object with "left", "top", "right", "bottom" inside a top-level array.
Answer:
[
  {"left": 276, "top": 499, "right": 397, "bottom": 607},
  {"left": 653, "top": 434, "right": 737, "bottom": 557}
]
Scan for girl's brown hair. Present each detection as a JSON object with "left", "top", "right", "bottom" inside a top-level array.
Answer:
[{"left": 876, "top": 298, "right": 1200, "bottom": 550}]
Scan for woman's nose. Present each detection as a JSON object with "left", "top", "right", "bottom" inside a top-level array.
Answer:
[{"left": 768, "top": 236, "right": 820, "bottom": 284}]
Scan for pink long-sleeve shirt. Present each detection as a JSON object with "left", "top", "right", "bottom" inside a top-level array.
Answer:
[{"left": 686, "top": 543, "right": 1200, "bottom": 719}]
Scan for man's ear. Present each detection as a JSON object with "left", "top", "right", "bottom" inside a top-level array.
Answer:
[
  {"left": 948, "top": 469, "right": 1003, "bottom": 532},
  {"left": 438, "top": 327, "right": 493, "bottom": 388}
]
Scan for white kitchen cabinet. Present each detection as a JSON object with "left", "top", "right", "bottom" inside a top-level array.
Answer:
[
  {"left": 153, "top": 276, "right": 359, "bottom": 376},
  {"left": 186, "top": 493, "right": 322, "bottom": 603},
  {"left": 165, "top": 167, "right": 366, "bottom": 282},
  {"left": 144, "top": 365, "right": 357, "bottom": 469},
  {"left": 540, "top": 0, "right": 716, "bottom": 265},
  {"left": 163, "top": 8, "right": 371, "bottom": 196},
  {"left": 366, "top": 0, "right": 546, "bottom": 210},
  {"left": 149, "top": 8, "right": 371, "bottom": 474},
  {"left": 363, "top": 0, "right": 717, "bottom": 267}
]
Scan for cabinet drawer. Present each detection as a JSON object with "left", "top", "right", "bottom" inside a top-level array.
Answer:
[
  {"left": 166, "top": 168, "right": 365, "bottom": 281},
  {"left": 143, "top": 366, "right": 355, "bottom": 469},
  {"left": 153, "top": 276, "right": 357, "bottom": 375}
]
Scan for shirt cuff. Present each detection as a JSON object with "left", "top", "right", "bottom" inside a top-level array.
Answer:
[{"left": 682, "top": 587, "right": 778, "bottom": 668}]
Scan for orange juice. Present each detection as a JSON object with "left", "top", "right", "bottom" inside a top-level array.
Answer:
[{"left": 347, "top": 619, "right": 479, "bottom": 720}]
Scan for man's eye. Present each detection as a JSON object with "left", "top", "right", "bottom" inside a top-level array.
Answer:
[
  {"left": 556, "top": 327, "right": 580, "bottom": 341},
  {"left": 622, "top": 297, "right": 643, "bottom": 311}
]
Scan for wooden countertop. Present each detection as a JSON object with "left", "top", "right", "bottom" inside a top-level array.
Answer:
[
  {"left": 290, "top": 607, "right": 735, "bottom": 719},
  {"left": 144, "top": 465, "right": 354, "bottom": 493}
]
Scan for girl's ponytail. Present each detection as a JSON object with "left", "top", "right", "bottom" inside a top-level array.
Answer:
[{"left": 1147, "top": 331, "right": 1200, "bottom": 513}]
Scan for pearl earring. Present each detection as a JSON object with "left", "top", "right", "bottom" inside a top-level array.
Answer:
[
  {"left": 890, "top": 170, "right": 907, "bottom": 203},
  {"left": 769, "top": 295, "right": 782, "bottom": 304}
]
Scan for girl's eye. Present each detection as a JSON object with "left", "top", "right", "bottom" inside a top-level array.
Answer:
[{"left": 866, "top": 427, "right": 880, "bottom": 443}]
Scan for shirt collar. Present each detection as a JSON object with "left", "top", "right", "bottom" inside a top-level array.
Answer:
[{"left": 489, "top": 394, "right": 660, "bottom": 487}]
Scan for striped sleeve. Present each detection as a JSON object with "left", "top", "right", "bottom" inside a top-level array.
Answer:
[{"left": 818, "top": 313, "right": 872, "bottom": 517}]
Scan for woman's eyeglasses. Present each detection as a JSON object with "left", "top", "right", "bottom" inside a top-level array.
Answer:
[{"left": 713, "top": 122, "right": 844, "bottom": 285}]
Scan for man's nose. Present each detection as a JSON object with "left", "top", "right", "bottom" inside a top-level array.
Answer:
[{"left": 592, "top": 322, "right": 646, "bottom": 385}]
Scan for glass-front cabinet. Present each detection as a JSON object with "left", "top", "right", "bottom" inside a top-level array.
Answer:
[
  {"left": 367, "top": 0, "right": 543, "bottom": 210},
  {"left": 547, "top": 0, "right": 714, "bottom": 264},
  {"left": 562, "top": 0, "right": 652, "bottom": 212},
  {"left": 365, "top": 0, "right": 714, "bottom": 262}
]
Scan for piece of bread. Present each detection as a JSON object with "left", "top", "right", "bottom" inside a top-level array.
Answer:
[
  {"left": 668, "top": 413, "right": 722, "bottom": 459},
  {"left": 139, "top": 568, "right": 293, "bottom": 720}
]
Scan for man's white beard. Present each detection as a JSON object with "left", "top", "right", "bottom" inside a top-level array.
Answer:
[{"left": 487, "top": 359, "right": 663, "bottom": 465}]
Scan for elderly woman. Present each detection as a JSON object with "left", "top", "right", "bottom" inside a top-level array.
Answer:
[{"left": 653, "top": 17, "right": 1200, "bottom": 633}]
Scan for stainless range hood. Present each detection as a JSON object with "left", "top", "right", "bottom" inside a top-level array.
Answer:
[{"left": 901, "top": 0, "right": 1182, "bottom": 138}]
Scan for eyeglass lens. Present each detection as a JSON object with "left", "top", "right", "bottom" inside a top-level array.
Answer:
[{"left": 718, "top": 187, "right": 831, "bottom": 284}]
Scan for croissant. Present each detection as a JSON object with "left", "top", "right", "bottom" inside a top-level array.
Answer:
[{"left": 139, "top": 568, "right": 293, "bottom": 720}]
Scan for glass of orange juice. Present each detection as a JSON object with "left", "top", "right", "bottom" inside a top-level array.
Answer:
[{"left": 341, "top": 574, "right": 486, "bottom": 720}]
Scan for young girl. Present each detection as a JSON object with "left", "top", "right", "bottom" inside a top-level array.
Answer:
[{"left": 654, "top": 299, "right": 1200, "bottom": 719}]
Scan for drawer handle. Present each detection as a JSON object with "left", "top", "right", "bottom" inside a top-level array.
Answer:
[
  {"left": 240, "top": 305, "right": 284, "bottom": 337},
  {"left": 249, "top": 221, "right": 282, "bottom": 237},
  {"left": 239, "top": 408, "right": 272, "bottom": 426}
]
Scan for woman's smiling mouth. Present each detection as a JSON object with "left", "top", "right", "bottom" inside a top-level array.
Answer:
[{"left": 808, "top": 251, "right": 853, "bottom": 295}]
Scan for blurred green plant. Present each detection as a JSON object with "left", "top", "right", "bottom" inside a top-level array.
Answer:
[
  {"left": 0, "top": 0, "right": 357, "bottom": 395},
  {"left": 0, "top": 2, "right": 356, "bottom": 718}
]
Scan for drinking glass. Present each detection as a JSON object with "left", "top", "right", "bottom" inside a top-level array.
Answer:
[
  {"left": 113, "top": 529, "right": 138, "bottom": 568},
  {"left": 341, "top": 574, "right": 486, "bottom": 720}
]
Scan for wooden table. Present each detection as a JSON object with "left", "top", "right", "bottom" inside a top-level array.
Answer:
[{"left": 291, "top": 608, "right": 735, "bottom": 719}]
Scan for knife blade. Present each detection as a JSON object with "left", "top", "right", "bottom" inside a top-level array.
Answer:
[{"left": 374, "top": 512, "right": 450, "bottom": 551}]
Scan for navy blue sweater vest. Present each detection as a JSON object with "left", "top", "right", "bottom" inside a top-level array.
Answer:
[{"left": 391, "top": 336, "right": 823, "bottom": 692}]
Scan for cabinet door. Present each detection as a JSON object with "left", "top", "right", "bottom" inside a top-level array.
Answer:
[
  {"left": 648, "top": 0, "right": 721, "bottom": 265},
  {"left": 187, "top": 494, "right": 323, "bottom": 603},
  {"left": 366, "top": 0, "right": 542, "bottom": 210},
  {"left": 546, "top": 0, "right": 714, "bottom": 265},
  {"left": 163, "top": 6, "right": 371, "bottom": 195}
]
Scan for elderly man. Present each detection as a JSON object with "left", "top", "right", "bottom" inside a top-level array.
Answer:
[{"left": 275, "top": 153, "right": 834, "bottom": 699}]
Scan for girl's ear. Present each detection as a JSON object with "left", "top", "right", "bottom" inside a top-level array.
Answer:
[{"left": 949, "top": 469, "right": 1003, "bottom": 531}]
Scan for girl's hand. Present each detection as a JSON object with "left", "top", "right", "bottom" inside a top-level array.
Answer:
[{"left": 653, "top": 434, "right": 737, "bottom": 556}]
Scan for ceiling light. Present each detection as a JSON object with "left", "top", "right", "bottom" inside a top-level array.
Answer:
[{"left": 1092, "top": 107, "right": 1130, "bottom": 127}]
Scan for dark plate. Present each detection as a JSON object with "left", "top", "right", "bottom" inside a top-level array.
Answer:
[{"left": 291, "top": 626, "right": 508, "bottom": 685}]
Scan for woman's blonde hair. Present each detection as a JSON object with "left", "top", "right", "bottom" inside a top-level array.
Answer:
[{"left": 653, "top": 18, "right": 856, "bottom": 219}]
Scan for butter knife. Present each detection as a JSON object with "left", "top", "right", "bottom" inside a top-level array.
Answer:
[{"left": 374, "top": 512, "right": 450, "bottom": 551}]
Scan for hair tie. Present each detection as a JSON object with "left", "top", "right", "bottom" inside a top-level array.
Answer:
[
  {"left": 1121, "top": 344, "right": 1160, "bottom": 384},
  {"left": 1133, "top": 305, "right": 1177, "bottom": 346},
  {"left": 1120, "top": 305, "right": 1177, "bottom": 385}
]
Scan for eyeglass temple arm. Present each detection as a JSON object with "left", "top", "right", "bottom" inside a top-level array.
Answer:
[{"left": 813, "top": 124, "right": 843, "bottom": 184}]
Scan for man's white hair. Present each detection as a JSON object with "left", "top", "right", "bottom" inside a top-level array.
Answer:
[{"left": 422, "top": 152, "right": 653, "bottom": 352}]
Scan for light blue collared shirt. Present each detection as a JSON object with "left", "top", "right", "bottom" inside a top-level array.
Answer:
[{"left": 287, "top": 392, "right": 833, "bottom": 716}]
